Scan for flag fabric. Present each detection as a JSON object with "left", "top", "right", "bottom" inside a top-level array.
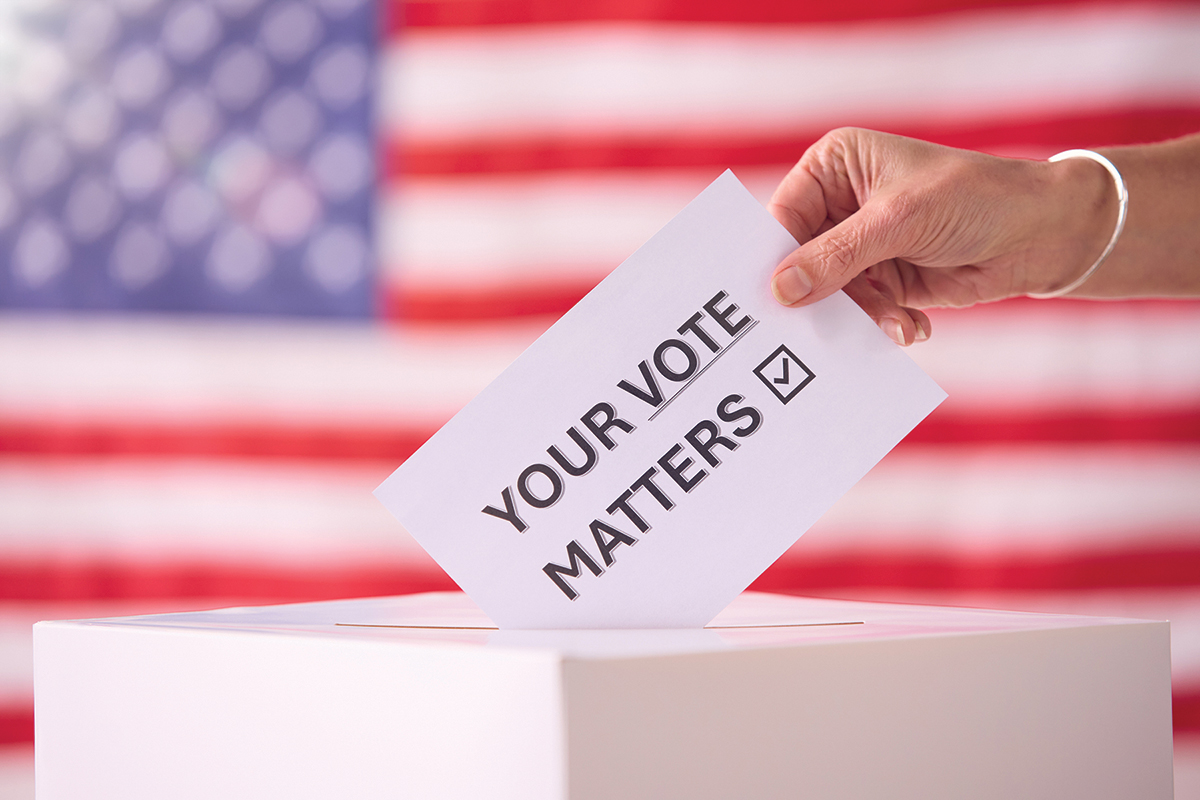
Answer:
[{"left": 3, "top": 0, "right": 1200, "bottom": 793}]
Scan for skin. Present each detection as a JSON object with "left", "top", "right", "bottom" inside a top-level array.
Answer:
[{"left": 767, "top": 128, "right": 1200, "bottom": 345}]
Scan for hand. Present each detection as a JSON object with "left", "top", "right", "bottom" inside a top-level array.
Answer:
[{"left": 767, "top": 128, "right": 1120, "bottom": 344}]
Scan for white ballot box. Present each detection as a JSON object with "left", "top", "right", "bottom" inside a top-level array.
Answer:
[{"left": 34, "top": 591, "right": 1172, "bottom": 800}]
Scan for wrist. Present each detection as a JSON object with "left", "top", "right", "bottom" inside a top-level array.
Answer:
[{"left": 1028, "top": 152, "right": 1122, "bottom": 297}]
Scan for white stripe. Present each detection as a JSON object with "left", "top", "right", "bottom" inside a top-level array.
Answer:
[
  {"left": 0, "top": 457, "right": 429, "bottom": 564},
  {"left": 2, "top": 308, "right": 1199, "bottom": 421},
  {"left": 0, "top": 314, "right": 540, "bottom": 426},
  {"left": 1178, "top": 739, "right": 1200, "bottom": 800},
  {"left": 386, "top": 7, "right": 1200, "bottom": 139},
  {"left": 0, "top": 745, "right": 32, "bottom": 800},
  {"left": 383, "top": 167, "right": 786, "bottom": 280},
  {"left": 801, "top": 445, "right": 1200, "bottom": 553},
  {"left": 911, "top": 304, "right": 1200, "bottom": 408},
  {"left": 2, "top": 446, "right": 1196, "bottom": 559},
  {"left": 0, "top": 619, "right": 30, "bottom": 707}
]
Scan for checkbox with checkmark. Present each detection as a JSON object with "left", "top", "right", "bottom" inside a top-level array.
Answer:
[{"left": 753, "top": 344, "right": 815, "bottom": 404}]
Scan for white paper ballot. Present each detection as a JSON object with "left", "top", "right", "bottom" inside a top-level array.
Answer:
[{"left": 376, "top": 171, "right": 946, "bottom": 629}]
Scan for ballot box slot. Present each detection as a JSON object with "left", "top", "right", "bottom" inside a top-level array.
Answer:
[{"left": 332, "top": 620, "right": 865, "bottom": 630}]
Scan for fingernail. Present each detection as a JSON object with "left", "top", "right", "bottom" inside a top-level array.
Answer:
[
  {"left": 913, "top": 319, "right": 930, "bottom": 342},
  {"left": 772, "top": 266, "right": 813, "bottom": 305},
  {"left": 883, "top": 318, "right": 907, "bottom": 346}
]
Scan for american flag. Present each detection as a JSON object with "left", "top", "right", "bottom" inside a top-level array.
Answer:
[{"left": 2, "top": 0, "right": 1200, "bottom": 795}]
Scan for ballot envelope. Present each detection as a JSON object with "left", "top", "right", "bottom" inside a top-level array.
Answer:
[{"left": 34, "top": 590, "right": 1172, "bottom": 800}]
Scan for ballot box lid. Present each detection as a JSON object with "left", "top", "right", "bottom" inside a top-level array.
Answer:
[{"left": 43, "top": 591, "right": 1157, "bottom": 661}]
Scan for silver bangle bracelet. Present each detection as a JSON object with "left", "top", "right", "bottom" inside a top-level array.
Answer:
[{"left": 1027, "top": 148, "right": 1129, "bottom": 300}]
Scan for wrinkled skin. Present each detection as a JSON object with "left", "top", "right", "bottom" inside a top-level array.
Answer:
[{"left": 767, "top": 128, "right": 1123, "bottom": 345}]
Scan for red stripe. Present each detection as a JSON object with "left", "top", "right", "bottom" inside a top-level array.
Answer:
[
  {"left": 395, "top": 0, "right": 1196, "bottom": 29},
  {"left": 752, "top": 544, "right": 1200, "bottom": 593},
  {"left": 392, "top": 107, "right": 1200, "bottom": 176},
  {"left": 0, "top": 420, "right": 434, "bottom": 462},
  {"left": 0, "top": 708, "right": 33, "bottom": 746},
  {"left": 383, "top": 272, "right": 1200, "bottom": 323},
  {"left": 2, "top": 406, "right": 1197, "bottom": 460},
  {"left": 379, "top": 274, "right": 602, "bottom": 321},
  {"left": 907, "top": 405, "right": 1200, "bottom": 445},
  {"left": 1, "top": 543, "right": 1198, "bottom": 603},
  {"left": 0, "top": 560, "right": 457, "bottom": 603},
  {"left": 1175, "top": 693, "right": 1200, "bottom": 734}
]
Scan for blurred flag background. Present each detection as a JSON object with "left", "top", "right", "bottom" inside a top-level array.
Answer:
[{"left": 2, "top": 0, "right": 1200, "bottom": 796}]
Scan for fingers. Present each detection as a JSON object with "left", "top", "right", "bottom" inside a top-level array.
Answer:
[
  {"left": 767, "top": 127, "right": 868, "bottom": 245},
  {"left": 767, "top": 166, "right": 829, "bottom": 246},
  {"left": 842, "top": 274, "right": 932, "bottom": 346},
  {"left": 772, "top": 192, "right": 915, "bottom": 307},
  {"left": 909, "top": 307, "right": 932, "bottom": 343}
]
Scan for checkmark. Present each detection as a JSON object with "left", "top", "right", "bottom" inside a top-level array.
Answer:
[{"left": 753, "top": 345, "right": 815, "bottom": 405}]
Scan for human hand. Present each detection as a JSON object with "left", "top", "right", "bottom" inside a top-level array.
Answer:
[{"left": 767, "top": 128, "right": 1119, "bottom": 344}]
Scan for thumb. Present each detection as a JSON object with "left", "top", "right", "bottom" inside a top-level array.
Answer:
[{"left": 771, "top": 194, "right": 912, "bottom": 307}]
